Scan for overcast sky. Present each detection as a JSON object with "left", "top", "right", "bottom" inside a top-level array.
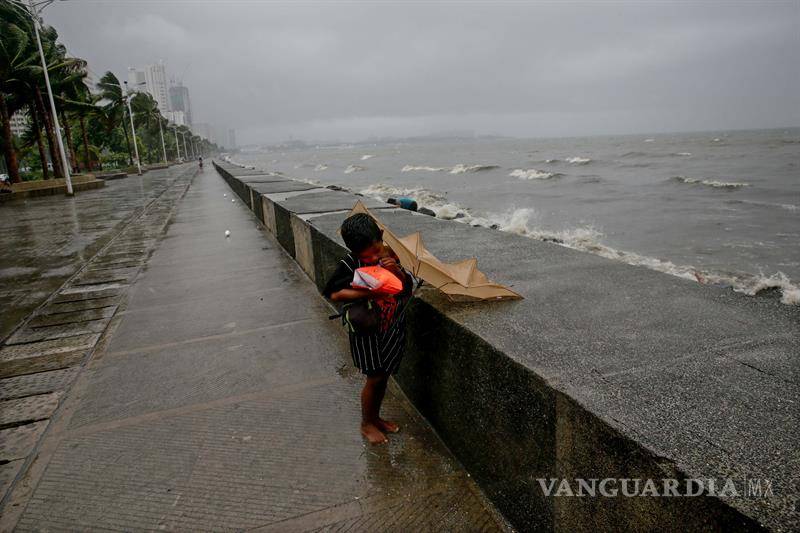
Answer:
[{"left": 45, "top": 0, "right": 799, "bottom": 145}]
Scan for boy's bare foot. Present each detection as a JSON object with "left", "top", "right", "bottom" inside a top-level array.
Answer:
[
  {"left": 360, "top": 422, "right": 388, "bottom": 444},
  {"left": 377, "top": 418, "right": 400, "bottom": 434}
]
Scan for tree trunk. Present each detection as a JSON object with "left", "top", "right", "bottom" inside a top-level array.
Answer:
[
  {"left": 34, "top": 87, "right": 64, "bottom": 180},
  {"left": 61, "top": 111, "right": 79, "bottom": 173},
  {"left": 0, "top": 92, "right": 21, "bottom": 183},
  {"left": 29, "top": 103, "right": 49, "bottom": 180},
  {"left": 79, "top": 115, "right": 92, "bottom": 171}
]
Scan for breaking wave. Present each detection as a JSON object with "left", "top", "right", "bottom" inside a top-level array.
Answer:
[
  {"left": 473, "top": 208, "right": 799, "bottom": 305},
  {"left": 357, "top": 183, "right": 799, "bottom": 305},
  {"left": 401, "top": 163, "right": 501, "bottom": 174},
  {"left": 566, "top": 156, "right": 591, "bottom": 165},
  {"left": 359, "top": 183, "right": 469, "bottom": 220},
  {"left": 672, "top": 176, "right": 749, "bottom": 189},
  {"left": 360, "top": 154, "right": 375, "bottom": 160},
  {"left": 402, "top": 165, "right": 446, "bottom": 172},
  {"left": 449, "top": 164, "right": 501, "bottom": 174},
  {"left": 509, "top": 168, "right": 560, "bottom": 180},
  {"left": 313, "top": 164, "right": 328, "bottom": 171},
  {"left": 344, "top": 165, "right": 366, "bottom": 174}
]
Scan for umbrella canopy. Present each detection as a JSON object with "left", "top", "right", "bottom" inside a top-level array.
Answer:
[{"left": 348, "top": 201, "right": 522, "bottom": 301}]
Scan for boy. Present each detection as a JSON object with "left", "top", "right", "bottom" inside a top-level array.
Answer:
[{"left": 323, "top": 213, "right": 413, "bottom": 444}]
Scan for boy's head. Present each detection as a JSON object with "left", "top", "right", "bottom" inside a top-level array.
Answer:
[{"left": 341, "top": 213, "right": 384, "bottom": 264}]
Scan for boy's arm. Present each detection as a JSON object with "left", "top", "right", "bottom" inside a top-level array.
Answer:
[{"left": 329, "top": 287, "right": 376, "bottom": 302}]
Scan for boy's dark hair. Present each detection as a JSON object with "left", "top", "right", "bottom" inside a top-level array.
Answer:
[{"left": 341, "top": 213, "right": 382, "bottom": 254}]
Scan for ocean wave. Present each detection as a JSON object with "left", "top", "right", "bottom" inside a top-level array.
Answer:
[
  {"left": 643, "top": 138, "right": 655, "bottom": 143},
  {"left": 674, "top": 152, "right": 692, "bottom": 156},
  {"left": 401, "top": 163, "right": 500, "bottom": 174},
  {"left": 357, "top": 182, "right": 798, "bottom": 305},
  {"left": 359, "top": 183, "right": 469, "bottom": 220},
  {"left": 672, "top": 176, "right": 749, "bottom": 189},
  {"left": 469, "top": 208, "right": 799, "bottom": 305},
  {"left": 544, "top": 158, "right": 560, "bottom": 164},
  {"left": 727, "top": 199, "right": 798, "bottom": 212},
  {"left": 313, "top": 164, "right": 328, "bottom": 171},
  {"left": 566, "top": 157, "right": 591, "bottom": 165},
  {"left": 360, "top": 154, "right": 375, "bottom": 160},
  {"left": 449, "top": 164, "right": 501, "bottom": 174},
  {"left": 344, "top": 165, "right": 365, "bottom": 174},
  {"left": 509, "top": 168, "right": 560, "bottom": 180},
  {"left": 402, "top": 165, "right": 446, "bottom": 172}
]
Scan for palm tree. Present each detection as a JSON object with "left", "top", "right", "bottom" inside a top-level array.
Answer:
[
  {"left": 0, "top": 3, "right": 38, "bottom": 182},
  {"left": 97, "top": 71, "right": 133, "bottom": 166},
  {"left": 130, "top": 92, "right": 167, "bottom": 164}
]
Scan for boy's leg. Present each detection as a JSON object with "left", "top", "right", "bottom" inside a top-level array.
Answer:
[
  {"left": 360, "top": 374, "right": 388, "bottom": 444},
  {"left": 374, "top": 374, "right": 400, "bottom": 433}
]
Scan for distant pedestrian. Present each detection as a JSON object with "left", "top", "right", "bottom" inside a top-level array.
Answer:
[
  {"left": 198, "top": 156, "right": 203, "bottom": 169},
  {"left": 323, "top": 213, "right": 413, "bottom": 445}
]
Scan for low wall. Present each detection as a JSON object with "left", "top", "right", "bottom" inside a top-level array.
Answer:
[
  {"left": 0, "top": 175, "right": 105, "bottom": 203},
  {"left": 213, "top": 160, "right": 797, "bottom": 532}
]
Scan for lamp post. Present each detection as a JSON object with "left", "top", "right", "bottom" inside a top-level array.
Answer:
[
  {"left": 180, "top": 132, "right": 189, "bottom": 160},
  {"left": 172, "top": 126, "right": 181, "bottom": 161},
  {"left": 11, "top": 0, "right": 73, "bottom": 194},
  {"left": 123, "top": 81, "right": 142, "bottom": 175},
  {"left": 158, "top": 119, "right": 167, "bottom": 164}
]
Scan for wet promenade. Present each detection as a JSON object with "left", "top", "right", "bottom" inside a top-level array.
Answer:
[{"left": 0, "top": 166, "right": 509, "bottom": 530}]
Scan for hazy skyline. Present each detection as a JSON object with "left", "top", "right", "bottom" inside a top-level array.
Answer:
[{"left": 46, "top": 1, "right": 799, "bottom": 145}]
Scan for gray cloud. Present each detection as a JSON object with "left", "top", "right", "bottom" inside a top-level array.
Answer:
[{"left": 46, "top": 0, "right": 800, "bottom": 144}]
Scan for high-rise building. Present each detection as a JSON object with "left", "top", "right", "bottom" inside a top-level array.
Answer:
[
  {"left": 228, "top": 129, "right": 236, "bottom": 149},
  {"left": 169, "top": 82, "right": 192, "bottom": 128},
  {"left": 194, "top": 122, "right": 213, "bottom": 142},
  {"left": 128, "top": 62, "right": 170, "bottom": 115},
  {"left": 9, "top": 111, "right": 29, "bottom": 137},
  {"left": 166, "top": 111, "right": 187, "bottom": 127}
]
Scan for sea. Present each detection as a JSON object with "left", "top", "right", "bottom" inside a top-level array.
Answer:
[{"left": 231, "top": 128, "right": 800, "bottom": 305}]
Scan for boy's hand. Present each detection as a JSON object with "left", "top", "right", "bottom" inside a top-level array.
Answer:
[{"left": 379, "top": 256, "right": 402, "bottom": 275}]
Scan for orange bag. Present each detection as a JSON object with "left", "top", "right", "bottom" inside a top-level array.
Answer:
[{"left": 351, "top": 266, "right": 403, "bottom": 295}]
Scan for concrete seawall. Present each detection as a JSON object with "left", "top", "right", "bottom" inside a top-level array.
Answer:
[{"left": 213, "top": 160, "right": 798, "bottom": 532}]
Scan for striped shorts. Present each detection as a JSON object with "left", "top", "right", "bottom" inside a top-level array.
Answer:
[{"left": 348, "top": 318, "right": 406, "bottom": 376}]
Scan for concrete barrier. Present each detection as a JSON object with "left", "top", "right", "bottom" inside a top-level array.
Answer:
[{"left": 212, "top": 160, "right": 797, "bottom": 532}]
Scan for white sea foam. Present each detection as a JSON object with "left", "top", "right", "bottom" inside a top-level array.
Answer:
[
  {"left": 313, "top": 164, "right": 328, "bottom": 171},
  {"left": 644, "top": 138, "right": 655, "bottom": 143},
  {"left": 509, "top": 168, "right": 559, "bottom": 180},
  {"left": 673, "top": 176, "right": 749, "bottom": 189},
  {"left": 544, "top": 158, "right": 559, "bottom": 164},
  {"left": 357, "top": 181, "right": 798, "bottom": 306},
  {"left": 472, "top": 208, "right": 800, "bottom": 305},
  {"left": 566, "top": 156, "right": 591, "bottom": 165},
  {"left": 360, "top": 154, "right": 375, "bottom": 160},
  {"left": 359, "top": 183, "right": 468, "bottom": 220},
  {"left": 675, "top": 152, "right": 692, "bottom": 156},
  {"left": 449, "top": 164, "right": 500, "bottom": 174},
  {"left": 402, "top": 165, "right": 446, "bottom": 172},
  {"left": 344, "top": 165, "right": 365, "bottom": 174}
]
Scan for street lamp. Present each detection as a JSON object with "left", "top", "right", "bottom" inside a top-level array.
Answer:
[
  {"left": 10, "top": 0, "right": 73, "bottom": 194},
  {"left": 171, "top": 125, "right": 181, "bottom": 161},
  {"left": 123, "top": 81, "right": 142, "bottom": 175}
]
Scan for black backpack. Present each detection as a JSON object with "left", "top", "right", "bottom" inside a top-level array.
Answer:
[{"left": 329, "top": 299, "right": 380, "bottom": 335}]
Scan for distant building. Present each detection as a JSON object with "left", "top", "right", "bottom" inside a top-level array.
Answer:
[
  {"left": 169, "top": 82, "right": 192, "bottom": 128},
  {"left": 228, "top": 129, "right": 236, "bottom": 149},
  {"left": 194, "top": 122, "right": 213, "bottom": 143},
  {"left": 10, "top": 111, "right": 29, "bottom": 137},
  {"left": 166, "top": 111, "right": 187, "bottom": 127},
  {"left": 128, "top": 62, "right": 171, "bottom": 115}
]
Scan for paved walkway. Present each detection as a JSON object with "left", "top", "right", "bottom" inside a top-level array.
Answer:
[
  {"left": 0, "top": 167, "right": 196, "bottom": 341},
  {"left": 2, "top": 167, "right": 509, "bottom": 530}
]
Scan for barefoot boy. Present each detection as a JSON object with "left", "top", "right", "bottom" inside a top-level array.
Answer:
[{"left": 323, "top": 213, "right": 413, "bottom": 444}]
